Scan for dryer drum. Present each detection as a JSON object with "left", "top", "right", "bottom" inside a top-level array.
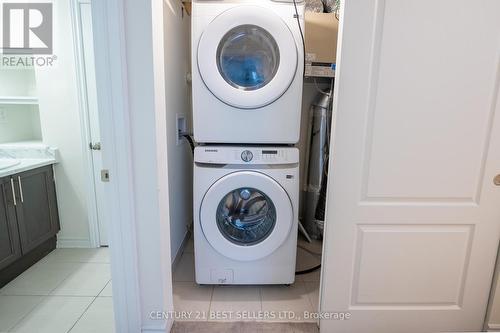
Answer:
[{"left": 217, "top": 24, "right": 280, "bottom": 91}]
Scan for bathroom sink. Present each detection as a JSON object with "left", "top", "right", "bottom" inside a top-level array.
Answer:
[{"left": 0, "top": 159, "right": 20, "bottom": 170}]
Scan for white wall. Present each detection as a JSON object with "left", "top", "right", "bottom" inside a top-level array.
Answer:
[
  {"left": 0, "top": 67, "right": 41, "bottom": 144},
  {"left": 0, "top": 105, "right": 41, "bottom": 143},
  {"left": 163, "top": 0, "right": 193, "bottom": 263},
  {"left": 0, "top": 68, "right": 37, "bottom": 96},
  {"left": 36, "top": 0, "right": 90, "bottom": 247}
]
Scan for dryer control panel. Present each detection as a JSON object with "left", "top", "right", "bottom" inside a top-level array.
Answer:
[{"left": 195, "top": 146, "right": 299, "bottom": 165}]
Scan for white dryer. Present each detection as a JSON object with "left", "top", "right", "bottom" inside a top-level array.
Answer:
[
  {"left": 194, "top": 146, "right": 299, "bottom": 284},
  {"left": 192, "top": 0, "right": 304, "bottom": 144}
]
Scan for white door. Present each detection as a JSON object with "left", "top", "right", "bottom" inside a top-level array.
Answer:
[
  {"left": 197, "top": 6, "right": 298, "bottom": 109},
  {"left": 80, "top": 1, "right": 108, "bottom": 246},
  {"left": 321, "top": 1, "right": 500, "bottom": 332}
]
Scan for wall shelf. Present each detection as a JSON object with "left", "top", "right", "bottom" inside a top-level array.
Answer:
[{"left": 0, "top": 96, "right": 39, "bottom": 105}]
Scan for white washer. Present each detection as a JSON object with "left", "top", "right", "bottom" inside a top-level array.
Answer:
[
  {"left": 194, "top": 146, "right": 299, "bottom": 284},
  {"left": 192, "top": 0, "right": 305, "bottom": 144}
]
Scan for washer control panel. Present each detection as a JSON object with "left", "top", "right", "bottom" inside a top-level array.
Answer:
[
  {"left": 240, "top": 150, "right": 253, "bottom": 162},
  {"left": 195, "top": 146, "right": 299, "bottom": 165}
]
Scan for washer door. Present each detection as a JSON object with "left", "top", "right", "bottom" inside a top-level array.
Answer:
[
  {"left": 200, "top": 171, "right": 293, "bottom": 261},
  {"left": 197, "top": 6, "right": 298, "bottom": 109}
]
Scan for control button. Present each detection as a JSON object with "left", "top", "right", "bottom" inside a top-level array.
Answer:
[{"left": 241, "top": 150, "right": 253, "bottom": 162}]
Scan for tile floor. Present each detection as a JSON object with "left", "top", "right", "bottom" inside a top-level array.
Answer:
[
  {"left": 0, "top": 235, "right": 322, "bottom": 332},
  {"left": 0, "top": 248, "right": 113, "bottom": 333},
  {"left": 172, "top": 236, "right": 322, "bottom": 323}
]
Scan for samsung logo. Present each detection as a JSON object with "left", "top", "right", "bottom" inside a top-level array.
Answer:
[{"left": 204, "top": 149, "right": 218, "bottom": 152}]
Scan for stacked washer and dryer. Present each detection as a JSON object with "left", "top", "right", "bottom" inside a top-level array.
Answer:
[{"left": 191, "top": 0, "right": 305, "bottom": 284}]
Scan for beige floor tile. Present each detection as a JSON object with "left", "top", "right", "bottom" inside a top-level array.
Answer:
[
  {"left": 260, "top": 282, "right": 315, "bottom": 322},
  {"left": 0, "top": 295, "right": 44, "bottom": 331},
  {"left": 173, "top": 282, "right": 213, "bottom": 321},
  {"left": 295, "top": 247, "right": 321, "bottom": 283},
  {"left": 297, "top": 237, "right": 323, "bottom": 255},
  {"left": 9, "top": 296, "right": 93, "bottom": 333},
  {"left": 0, "top": 262, "right": 77, "bottom": 296},
  {"left": 99, "top": 281, "right": 113, "bottom": 297},
  {"left": 38, "top": 248, "right": 110, "bottom": 265},
  {"left": 51, "top": 263, "right": 111, "bottom": 296},
  {"left": 304, "top": 282, "right": 320, "bottom": 312},
  {"left": 171, "top": 321, "right": 319, "bottom": 333},
  {"left": 209, "top": 286, "right": 261, "bottom": 321},
  {"left": 69, "top": 297, "right": 115, "bottom": 333},
  {"left": 295, "top": 269, "right": 321, "bottom": 283},
  {"left": 173, "top": 253, "right": 195, "bottom": 282}
]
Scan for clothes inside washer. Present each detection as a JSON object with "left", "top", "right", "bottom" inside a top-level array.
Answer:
[{"left": 216, "top": 188, "right": 277, "bottom": 246}]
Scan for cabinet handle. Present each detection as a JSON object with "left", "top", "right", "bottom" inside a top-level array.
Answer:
[
  {"left": 18, "top": 176, "right": 24, "bottom": 203},
  {"left": 10, "top": 178, "right": 16, "bottom": 206}
]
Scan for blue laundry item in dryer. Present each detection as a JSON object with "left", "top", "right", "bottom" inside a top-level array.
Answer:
[{"left": 220, "top": 55, "right": 267, "bottom": 89}]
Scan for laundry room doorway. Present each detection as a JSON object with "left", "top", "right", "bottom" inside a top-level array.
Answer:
[
  {"left": 158, "top": 0, "right": 500, "bottom": 332},
  {"left": 72, "top": 0, "right": 109, "bottom": 247},
  {"left": 164, "top": 0, "right": 323, "bottom": 328}
]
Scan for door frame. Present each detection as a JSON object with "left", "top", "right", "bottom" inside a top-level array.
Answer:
[
  {"left": 88, "top": 0, "right": 144, "bottom": 331},
  {"left": 70, "top": 0, "right": 102, "bottom": 248}
]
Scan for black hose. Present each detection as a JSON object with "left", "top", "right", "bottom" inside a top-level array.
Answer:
[
  {"left": 296, "top": 264, "right": 321, "bottom": 275},
  {"left": 182, "top": 134, "right": 195, "bottom": 155},
  {"left": 292, "top": 0, "right": 306, "bottom": 78}
]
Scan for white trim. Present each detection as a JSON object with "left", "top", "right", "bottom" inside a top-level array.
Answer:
[
  {"left": 56, "top": 237, "right": 91, "bottom": 248},
  {"left": 92, "top": 0, "right": 142, "bottom": 332},
  {"left": 142, "top": 322, "right": 172, "bottom": 333},
  {"left": 489, "top": 324, "right": 500, "bottom": 330},
  {"left": 0, "top": 96, "right": 38, "bottom": 105},
  {"left": 70, "top": 0, "right": 101, "bottom": 249},
  {"left": 152, "top": 0, "right": 175, "bottom": 329}
]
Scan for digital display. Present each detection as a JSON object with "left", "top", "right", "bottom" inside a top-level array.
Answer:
[{"left": 262, "top": 150, "right": 278, "bottom": 155}]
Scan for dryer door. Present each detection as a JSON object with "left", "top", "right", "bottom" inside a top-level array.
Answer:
[
  {"left": 197, "top": 5, "right": 298, "bottom": 109},
  {"left": 200, "top": 171, "right": 293, "bottom": 261}
]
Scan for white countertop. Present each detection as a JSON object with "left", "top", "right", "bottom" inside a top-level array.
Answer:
[
  {"left": 0, "top": 158, "right": 57, "bottom": 178},
  {"left": 0, "top": 142, "right": 58, "bottom": 178}
]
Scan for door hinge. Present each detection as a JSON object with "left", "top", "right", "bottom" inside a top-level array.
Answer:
[
  {"left": 90, "top": 142, "right": 102, "bottom": 150},
  {"left": 101, "top": 169, "right": 110, "bottom": 182}
]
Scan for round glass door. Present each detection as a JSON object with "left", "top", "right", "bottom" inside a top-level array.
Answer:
[
  {"left": 200, "top": 171, "right": 293, "bottom": 261},
  {"left": 217, "top": 25, "right": 280, "bottom": 91},
  {"left": 216, "top": 187, "right": 276, "bottom": 246},
  {"left": 197, "top": 6, "right": 298, "bottom": 109}
]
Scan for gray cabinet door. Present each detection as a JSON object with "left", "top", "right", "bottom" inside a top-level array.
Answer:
[
  {"left": 15, "top": 166, "right": 60, "bottom": 254},
  {"left": 0, "top": 177, "right": 22, "bottom": 270}
]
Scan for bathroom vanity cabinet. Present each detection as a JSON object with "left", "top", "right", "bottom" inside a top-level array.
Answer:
[{"left": 0, "top": 165, "right": 60, "bottom": 287}]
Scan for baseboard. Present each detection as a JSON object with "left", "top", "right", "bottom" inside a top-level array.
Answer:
[
  {"left": 56, "top": 237, "right": 91, "bottom": 248},
  {"left": 488, "top": 323, "right": 500, "bottom": 331},
  {"left": 171, "top": 230, "right": 191, "bottom": 269},
  {"left": 141, "top": 319, "right": 172, "bottom": 333}
]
